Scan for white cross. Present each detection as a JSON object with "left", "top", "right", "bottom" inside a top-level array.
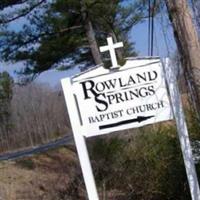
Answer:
[{"left": 99, "top": 37, "right": 123, "bottom": 68}]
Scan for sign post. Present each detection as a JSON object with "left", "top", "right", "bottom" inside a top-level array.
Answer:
[{"left": 164, "top": 58, "right": 200, "bottom": 200}]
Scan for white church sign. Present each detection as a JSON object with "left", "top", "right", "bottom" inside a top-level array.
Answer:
[
  {"left": 64, "top": 58, "right": 172, "bottom": 137},
  {"left": 61, "top": 37, "right": 200, "bottom": 200}
]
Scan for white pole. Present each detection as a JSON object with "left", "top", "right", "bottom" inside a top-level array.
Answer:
[
  {"left": 61, "top": 78, "right": 99, "bottom": 200},
  {"left": 164, "top": 58, "right": 200, "bottom": 200}
]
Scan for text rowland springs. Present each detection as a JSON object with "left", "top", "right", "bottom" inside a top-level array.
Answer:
[{"left": 80, "top": 70, "right": 158, "bottom": 112}]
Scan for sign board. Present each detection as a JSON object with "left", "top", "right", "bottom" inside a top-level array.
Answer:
[
  {"left": 61, "top": 37, "right": 200, "bottom": 200},
  {"left": 62, "top": 58, "right": 173, "bottom": 137}
]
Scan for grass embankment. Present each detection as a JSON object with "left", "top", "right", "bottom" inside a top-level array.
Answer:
[{"left": 0, "top": 146, "right": 86, "bottom": 200}]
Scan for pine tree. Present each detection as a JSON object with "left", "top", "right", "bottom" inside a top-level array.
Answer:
[{"left": 0, "top": 0, "right": 144, "bottom": 81}]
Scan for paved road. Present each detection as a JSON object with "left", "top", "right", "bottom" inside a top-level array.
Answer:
[
  {"left": 0, "top": 135, "right": 74, "bottom": 161},
  {"left": 0, "top": 135, "right": 200, "bottom": 163}
]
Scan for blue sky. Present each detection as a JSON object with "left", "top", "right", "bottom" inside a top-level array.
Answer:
[
  {"left": 131, "top": 13, "right": 176, "bottom": 57},
  {"left": 0, "top": 7, "right": 176, "bottom": 87}
]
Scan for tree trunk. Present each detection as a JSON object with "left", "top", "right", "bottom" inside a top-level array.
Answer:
[
  {"left": 165, "top": 0, "right": 200, "bottom": 120},
  {"left": 80, "top": 0, "right": 102, "bottom": 65}
]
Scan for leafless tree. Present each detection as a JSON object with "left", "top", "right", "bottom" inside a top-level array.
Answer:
[{"left": 0, "top": 83, "right": 70, "bottom": 152}]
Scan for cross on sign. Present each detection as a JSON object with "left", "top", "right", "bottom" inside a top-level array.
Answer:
[{"left": 100, "top": 37, "right": 123, "bottom": 68}]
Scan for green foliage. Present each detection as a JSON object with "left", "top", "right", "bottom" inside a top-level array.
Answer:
[
  {"left": 0, "top": 71, "right": 13, "bottom": 133},
  {"left": 89, "top": 125, "right": 195, "bottom": 200},
  {"left": 89, "top": 137, "right": 125, "bottom": 185},
  {"left": 0, "top": 71, "right": 13, "bottom": 98},
  {"left": 186, "top": 107, "right": 200, "bottom": 140}
]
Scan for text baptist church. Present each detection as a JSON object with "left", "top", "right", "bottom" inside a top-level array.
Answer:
[{"left": 80, "top": 69, "right": 158, "bottom": 112}]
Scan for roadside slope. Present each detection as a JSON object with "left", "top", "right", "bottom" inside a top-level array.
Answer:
[{"left": 0, "top": 147, "right": 86, "bottom": 200}]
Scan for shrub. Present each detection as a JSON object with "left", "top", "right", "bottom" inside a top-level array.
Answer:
[{"left": 89, "top": 124, "right": 195, "bottom": 200}]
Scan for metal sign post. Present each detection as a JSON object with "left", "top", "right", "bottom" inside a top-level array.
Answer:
[{"left": 164, "top": 58, "right": 200, "bottom": 200}]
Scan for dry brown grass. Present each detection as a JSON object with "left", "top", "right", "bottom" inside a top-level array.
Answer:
[{"left": 0, "top": 147, "right": 87, "bottom": 200}]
